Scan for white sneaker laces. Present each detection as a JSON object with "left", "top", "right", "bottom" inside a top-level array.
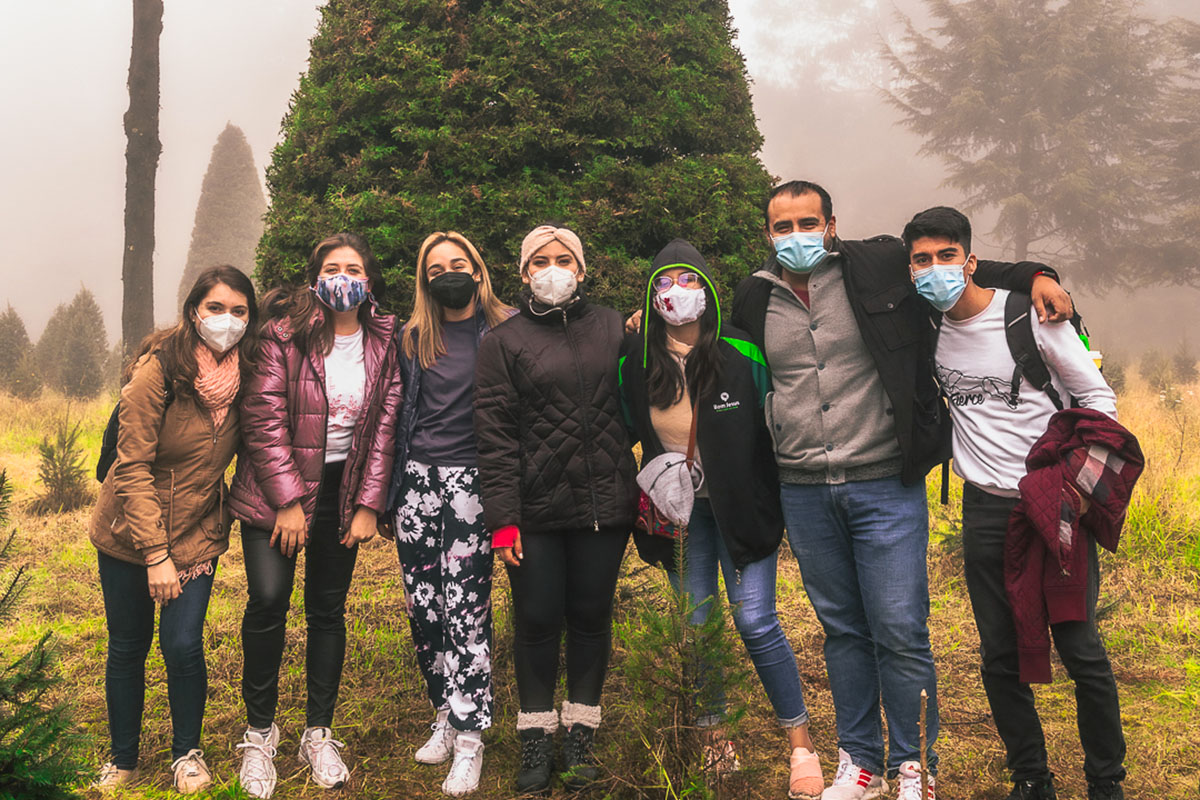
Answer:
[
  {"left": 832, "top": 759, "right": 855, "bottom": 785},
  {"left": 237, "top": 738, "right": 277, "bottom": 782},
  {"left": 172, "top": 750, "right": 205, "bottom": 777},
  {"left": 305, "top": 732, "right": 348, "bottom": 777}
]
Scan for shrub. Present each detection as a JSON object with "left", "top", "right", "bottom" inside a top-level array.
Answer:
[
  {"left": 612, "top": 541, "right": 748, "bottom": 798},
  {"left": 0, "top": 470, "right": 89, "bottom": 798},
  {"left": 1102, "top": 353, "right": 1127, "bottom": 395},
  {"left": 257, "top": 0, "right": 772, "bottom": 315},
  {"left": 1173, "top": 337, "right": 1198, "bottom": 384},
  {"left": 1140, "top": 349, "right": 1174, "bottom": 392},
  {"left": 8, "top": 352, "right": 43, "bottom": 401},
  {"left": 29, "top": 420, "right": 91, "bottom": 516}
]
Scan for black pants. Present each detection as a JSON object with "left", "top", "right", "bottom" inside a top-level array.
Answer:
[
  {"left": 506, "top": 527, "right": 629, "bottom": 713},
  {"left": 241, "top": 461, "right": 359, "bottom": 729},
  {"left": 962, "top": 483, "right": 1125, "bottom": 783}
]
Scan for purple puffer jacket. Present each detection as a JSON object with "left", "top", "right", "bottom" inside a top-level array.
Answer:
[{"left": 228, "top": 307, "right": 403, "bottom": 533}]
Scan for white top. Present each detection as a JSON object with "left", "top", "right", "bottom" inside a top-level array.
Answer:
[
  {"left": 324, "top": 326, "right": 366, "bottom": 464},
  {"left": 936, "top": 289, "right": 1117, "bottom": 496}
]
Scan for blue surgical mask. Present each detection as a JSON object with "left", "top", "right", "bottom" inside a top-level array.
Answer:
[
  {"left": 913, "top": 263, "right": 968, "bottom": 312},
  {"left": 773, "top": 227, "right": 830, "bottom": 274}
]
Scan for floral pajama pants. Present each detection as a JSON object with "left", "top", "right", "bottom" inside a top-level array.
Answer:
[{"left": 395, "top": 460, "right": 494, "bottom": 732}]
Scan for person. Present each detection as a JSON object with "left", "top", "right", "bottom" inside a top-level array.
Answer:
[
  {"left": 474, "top": 224, "right": 636, "bottom": 794},
  {"left": 228, "top": 233, "right": 403, "bottom": 798},
  {"left": 728, "top": 180, "right": 1076, "bottom": 800},
  {"left": 384, "top": 231, "right": 514, "bottom": 796},
  {"left": 618, "top": 238, "right": 826, "bottom": 799},
  {"left": 90, "top": 265, "right": 258, "bottom": 794},
  {"left": 904, "top": 206, "right": 1128, "bottom": 800}
]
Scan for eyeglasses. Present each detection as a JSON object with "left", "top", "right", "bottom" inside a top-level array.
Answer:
[{"left": 652, "top": 272, "right": 703, "bottom": 293}]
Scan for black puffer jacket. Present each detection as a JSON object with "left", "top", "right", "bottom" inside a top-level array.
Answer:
[{"left": 474, "top": 291, "right": 637, "bottom": 534}]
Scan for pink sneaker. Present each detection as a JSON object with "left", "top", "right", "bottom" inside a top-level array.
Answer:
[{"left": 788, "top": 746, "right": 824, "bottom": 799}]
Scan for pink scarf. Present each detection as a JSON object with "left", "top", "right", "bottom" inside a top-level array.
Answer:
[{"left": 194, "top": 344, "right": 240, "bottom": 429}]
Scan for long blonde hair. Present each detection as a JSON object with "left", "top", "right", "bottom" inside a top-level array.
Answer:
[{"left": 402, "top": 231, "right": 513, "bottom": 369}]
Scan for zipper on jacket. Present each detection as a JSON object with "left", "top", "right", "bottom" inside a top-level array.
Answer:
[
  {"left": 562, "top": 309, "right": 601, "bottom": 533},
  {"left": 168, "top": 468, "right": 176, "bottom": 557}
]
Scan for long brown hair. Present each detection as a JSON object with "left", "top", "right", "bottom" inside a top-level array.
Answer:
[
  {"left": 260, "top": 232, "right": 386, "bottom": 356},
  {"left": 402, "top": 232, "right": 513, "bottom": 369},
  {"left": 126, "top": 265, "right": 260, "bottom": 398}
]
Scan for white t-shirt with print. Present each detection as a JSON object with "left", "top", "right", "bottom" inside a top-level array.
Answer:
[
  {"left": 936, "top": 289, "right": 1116, "bottom": 497},
  {"left": 324, "top": 326, "right": 366, "bottom": 464}
]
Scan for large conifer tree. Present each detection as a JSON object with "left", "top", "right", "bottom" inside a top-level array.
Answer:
[
  {"left": 883, "top": 0, "right": 1170, "bottom": 286},
  {"left": 258, "top": 0, "right": 772, "bottom": 311},
  {"left": 36, "top": 290, "right": 109, "bottom": 400},
  {"left": 177, "top": 124, "right": 266, "bottom": 308}
]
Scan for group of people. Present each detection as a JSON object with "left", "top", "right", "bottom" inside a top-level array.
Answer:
[{"left": 87, "top": 179, "right": 1137, "bottom": 800}]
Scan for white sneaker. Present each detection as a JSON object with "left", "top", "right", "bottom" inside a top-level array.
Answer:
[
  {"left": 441, "top": 734, "right": 484, "bottom": 796},
  {"left": 299, "top": 726, "right": 350, "bottom": 789},
  {"left": 171, "top": 749, "right": 212, "bottom": 795},
  {"left": 416, "top": 707, "right": 455, "bottom": 765},
  {"left": 237, "top": 723, "right": 280, "bottom": 799},
  {"left": 894, "top": 761, "right": 935, "bottom": 800},
  {"left": 94, "top": 762, "right": 138, "bottom": 791},
  {"left": 822, "top": 748, "right": 888, "bottom": 800}
]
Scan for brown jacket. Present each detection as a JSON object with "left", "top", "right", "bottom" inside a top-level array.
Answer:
[{"left": 89, "top": 352, "right": 240, "bottom": 568}]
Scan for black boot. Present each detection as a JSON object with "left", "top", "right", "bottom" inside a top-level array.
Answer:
[
  {"left": 1087, "top": 779, "right": 1125, "bottom": 800},
  {"left": 561, "top": 724, "right": 600, "bottom": 790},
  {"left": 516, "top": 729, "right": 554, "bottom": 794},
  {"left": 1007, "top": 775, "right": 1058, "bottom": 799}
]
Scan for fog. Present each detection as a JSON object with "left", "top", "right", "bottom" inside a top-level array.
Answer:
[{"left": 2, "top": 0, "right": 1197, "bottom": 360}]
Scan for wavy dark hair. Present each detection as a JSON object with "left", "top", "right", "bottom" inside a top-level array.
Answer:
[
  {"left": 645, "top": 281, "right": 723, "bottom": 410},
  {"left": 125, "top": 265, "right": 259, "bottom": 398},
  {"left": 260, "top": 232, "right": 386, "bottom": 356}
]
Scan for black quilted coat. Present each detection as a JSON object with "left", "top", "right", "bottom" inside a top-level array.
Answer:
[{"left": 474, "top": 292, "right": 637, "bottom": 535}]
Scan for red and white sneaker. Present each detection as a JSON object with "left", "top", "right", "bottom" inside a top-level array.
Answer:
[
  {"left": 821, "top": 749, "right": 887, "bottom": 799},
  {"left": 894, "top": 761, "right": 935, "bottom": 800}
]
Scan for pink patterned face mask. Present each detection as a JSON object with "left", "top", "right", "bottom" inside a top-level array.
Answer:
[
  {"left": 313, "top": 273, "right": 370, "bottom": 312},
  {"left": 653, "top": 284, "right": 707, "bottom": 326}
]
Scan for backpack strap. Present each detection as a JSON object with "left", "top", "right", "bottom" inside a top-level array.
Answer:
[{"left": 1003, "top": 291, "right": 1064, "bottom": 411}]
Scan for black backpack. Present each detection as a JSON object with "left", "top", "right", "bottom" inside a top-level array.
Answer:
[
  {"left": 1002, "top": 290, "right": 1091, "bottom": 412},
  {"left": 96, "top": 352, "right": 175, "bottom": 482}
]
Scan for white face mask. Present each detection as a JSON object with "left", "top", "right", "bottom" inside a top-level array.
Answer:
[
  {"left": 528, "top": 265, "right": 578, "bottom": 307},
  {"left": 195, "top": 312, "right": 247, "bottom": 353},
  {"left": 652, "top": 284, "right": 707, "bottom": 326}
]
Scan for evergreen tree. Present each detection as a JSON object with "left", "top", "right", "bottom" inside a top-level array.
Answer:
[
  {"left": 0, "top": 471, "right": 88, "bottom": 798},
  {"left": 9, "top": 353, "right": 42, "bottom": 401},
  {"left": 1151, "top": 18, "right": 1200, "bottom": 285},
  {"left": 883, "top": 0, "right": 1171, "bottom": 285},
  {"left": 258, "top": 0, "right": 772, "bottom": 312},
  {"left": 177, "top": 124, "right": 266, "bottom": 309},
  {"left": 36, "top": 290, "right": 109, "bottom": 400},
  {"left": 0, "top": 306, "right": 31, "bottom": 394}
]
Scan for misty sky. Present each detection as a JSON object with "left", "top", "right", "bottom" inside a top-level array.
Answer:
[{"left": 2, "top": 0, "right": 1196, "bottom": 353}]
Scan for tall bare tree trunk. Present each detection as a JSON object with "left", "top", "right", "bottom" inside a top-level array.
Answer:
[{"left": 121, "top": 0, "right": 163, "bottom": 359}]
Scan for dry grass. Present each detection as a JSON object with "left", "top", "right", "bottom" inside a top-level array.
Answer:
[{"left": 1, "top": 378, "right": 1197, "bottom": 799}]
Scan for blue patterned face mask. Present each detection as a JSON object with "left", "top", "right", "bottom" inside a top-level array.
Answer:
[
  {"left": 313, "top": 273, "right": 369, "bottom": 312},
  {"left": 912, "top": 263, "right": 968, "bottom": 311},
  {"left": 773, "top": 226, "right": 830, "bottom": 274}
]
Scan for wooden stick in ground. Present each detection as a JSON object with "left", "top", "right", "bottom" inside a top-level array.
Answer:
[{"left": 919, "top": 688, "right": 929, "bottom": 798}]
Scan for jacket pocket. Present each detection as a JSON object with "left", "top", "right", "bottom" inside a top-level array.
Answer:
[
  {"left": 861, "top": 284, "right": 918, "bottom": 350},
  {"left": 763, "top": 391, "right": 780, "bottom": 452}
]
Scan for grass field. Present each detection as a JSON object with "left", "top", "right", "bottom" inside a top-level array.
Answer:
[{"left": 1, "top": 376, "right": 1197, "bottom": 800}]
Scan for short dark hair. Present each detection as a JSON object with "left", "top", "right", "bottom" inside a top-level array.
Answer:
[
  {"left": 764, "top": 180, "right": 833, "bottom": 227},
  {"left": 903, "top": 206, "right": 972, "bottom": 254}
]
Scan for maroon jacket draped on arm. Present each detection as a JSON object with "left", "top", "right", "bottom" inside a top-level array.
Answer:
[{"left": 1005, "top": 409, "right": 1144, "bottom": 683}]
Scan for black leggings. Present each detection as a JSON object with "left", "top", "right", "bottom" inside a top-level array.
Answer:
[
  {"left": 241, "top": 461, "right": 359, "bottom": 729},
  {"left": 506, "top": 527, "right": 629, "bottom": 712}
]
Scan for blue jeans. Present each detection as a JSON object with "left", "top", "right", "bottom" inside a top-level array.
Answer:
[
  {"left": 780, "top": 478, "right": 938, "bottom": 777},
  {"left": 668, "top": 498, "right": 808, "bottom": 728},
  {"left": 98, "top": 550, "right": 217, "bottom": 768}
]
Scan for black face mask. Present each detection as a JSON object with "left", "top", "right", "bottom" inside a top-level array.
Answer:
[{"left": 428, "top": 271, "right": 477, "bottom": 310}]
